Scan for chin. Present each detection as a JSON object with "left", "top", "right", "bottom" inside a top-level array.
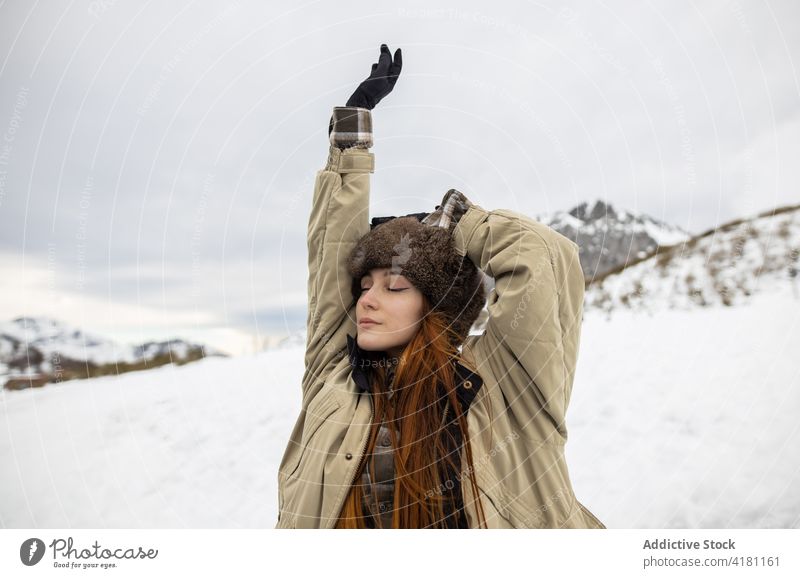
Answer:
[{"left": 357, "top": 331, "right": 392, "bottom": 352}]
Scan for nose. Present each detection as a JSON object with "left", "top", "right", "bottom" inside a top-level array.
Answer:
[{"left": 359, "top": 286, "right": 379, "bottom": 309}]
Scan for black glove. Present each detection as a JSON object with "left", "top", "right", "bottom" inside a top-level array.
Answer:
[{"left": 345, "top": 44, "right": 402, "bottom": 110}]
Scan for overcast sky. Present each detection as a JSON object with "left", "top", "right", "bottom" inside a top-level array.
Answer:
[{"left": 1, "top": 0, "right": 798, "bottom": 355}]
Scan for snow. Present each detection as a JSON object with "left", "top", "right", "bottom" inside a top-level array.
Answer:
[
  {"left": 1, "top": 286, "right": 798, "bottom": 528},
  {"left": 569, "top": 283, "right": 800, "bottom": 528},
  {"left": 536, "top": 211, "right": 584, "bottom": 231},
  {"left": 540, "top": 199, "right": 689, "bottom": 237},
  {"left": 0, "top": 317, "right": 223, "bottom": 383},
  {"left": 641, "top": 217, "right": 691, "bottom": 246},
  {"left": 0, "top": 348, "right": 302, "bottom": 527},
  {"left": 0, "top": 317, "right": 138, "bottom": 366},
  {"left": 586, "top": 207, "right": 800, "bottom": 313}
]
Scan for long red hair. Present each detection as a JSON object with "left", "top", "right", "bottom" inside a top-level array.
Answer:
[{"left": 335, "top": 297, "right": 490, "bottom": 528}]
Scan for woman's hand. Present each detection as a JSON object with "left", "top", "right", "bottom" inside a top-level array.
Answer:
[{"left": 346, "top": 43, "right": 403, "bottom": 110}]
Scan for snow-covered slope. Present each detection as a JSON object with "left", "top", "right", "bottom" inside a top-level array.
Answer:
[
  {"left": 1, "top": 284, "right": 798, "bottom": 528},
  {"left": 536, "top": 199, "right": 691, "bottom": 282},
  {"left": 585, "top": 204, "right": 800, "bottom": 314}
]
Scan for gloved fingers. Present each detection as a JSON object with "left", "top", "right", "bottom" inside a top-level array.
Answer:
[
  {"left": 388, "top": 48, "right": 402, "bottom": 88},
  {"left": 376, "top": 44, "right": 392, "bottom": 78},
  {"left": 392, "top": 48, "right": 402, "bottom": 74}
]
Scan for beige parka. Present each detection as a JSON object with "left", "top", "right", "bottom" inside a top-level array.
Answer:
[{"left": 275, "top": 106, "right": 606, "bottom": 529}]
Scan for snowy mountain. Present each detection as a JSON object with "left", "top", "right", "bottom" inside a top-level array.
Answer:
[
  {"left": 585, "top": 203, "right": 800, "bottom": 315},
  {"left": 0, "top": 316, "right": 227, "bottom": 390},
  {"left": 536, "top": 199, "right": 691, "bottom": 282}
]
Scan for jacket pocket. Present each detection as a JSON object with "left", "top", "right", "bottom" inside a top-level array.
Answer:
[
  {"left": 284, "top": 387, "right": 342, "bottom": 480},
  {"left": 472, "top": 483, "right": 515, "bottom": 528},
  {"left": 475, "top": 467, "right": 545, "bottom": 528},
  {"left": 278, "top": 388, "right": 342, "bottom": 522}
]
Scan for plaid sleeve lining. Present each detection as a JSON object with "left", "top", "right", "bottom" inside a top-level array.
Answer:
[
  {"left": 329, "top": 106, "right": 373, "bottom": 149},
  {"left": 420, "top": 189, "right": 473, "bottom": 230}
]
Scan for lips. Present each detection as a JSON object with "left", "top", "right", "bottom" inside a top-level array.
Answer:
[{"left": 359, "top": 319, "right": 379, "bottom": 326}]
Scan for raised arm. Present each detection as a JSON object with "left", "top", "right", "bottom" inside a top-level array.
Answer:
[
  {"left": 301, "top": 44, "right": 402, "bottom": 408},
  {"left": 301, "top": 108, "right": 373, "bottom": 407},
  {"left": 443, "top": 194, "right": 584, "bottom": 441}
]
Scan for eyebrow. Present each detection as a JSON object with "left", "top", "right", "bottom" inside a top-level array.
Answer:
[{"left": 361, "top": 270, "right": 402, "bottom": 281}]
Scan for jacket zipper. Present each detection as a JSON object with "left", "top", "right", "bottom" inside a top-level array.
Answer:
[
  {"left": 330, "top": 366, "right": 395, "bottom": 528},
  {"left": 328, "top": 395, "right": 374, "bottom": 528}
]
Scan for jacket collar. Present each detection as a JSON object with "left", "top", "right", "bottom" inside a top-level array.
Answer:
[{"left": 346, "top": 333, "right": 484, "bottom": 412}]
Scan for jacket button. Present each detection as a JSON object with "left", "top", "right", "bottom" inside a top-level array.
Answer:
[
  {"left": 345, "top": 453, "right": 353, "bottom": 460},
  {"left": 463, "top": 380, "right": 473, "bottom": 389}
]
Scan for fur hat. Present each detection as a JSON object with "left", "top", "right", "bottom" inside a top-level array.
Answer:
[{"left": 346, "top": 214, "right": 486, "bottom": 346}]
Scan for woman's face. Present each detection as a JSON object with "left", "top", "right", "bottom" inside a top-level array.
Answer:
[{"left": 356, "top": 267, "right": 424, "bottom": 359}]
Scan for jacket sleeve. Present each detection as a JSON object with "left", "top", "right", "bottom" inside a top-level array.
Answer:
[
  {"left": 301, "top": 106, "right": 374, "bottom": 407},
  {"left": 453, "top": 204, "right": 584, "bottom": 440}
]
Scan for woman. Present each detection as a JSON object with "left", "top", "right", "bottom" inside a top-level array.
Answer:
[{"left": 276, "top": 44, "right": 605, "bottom": 529}]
